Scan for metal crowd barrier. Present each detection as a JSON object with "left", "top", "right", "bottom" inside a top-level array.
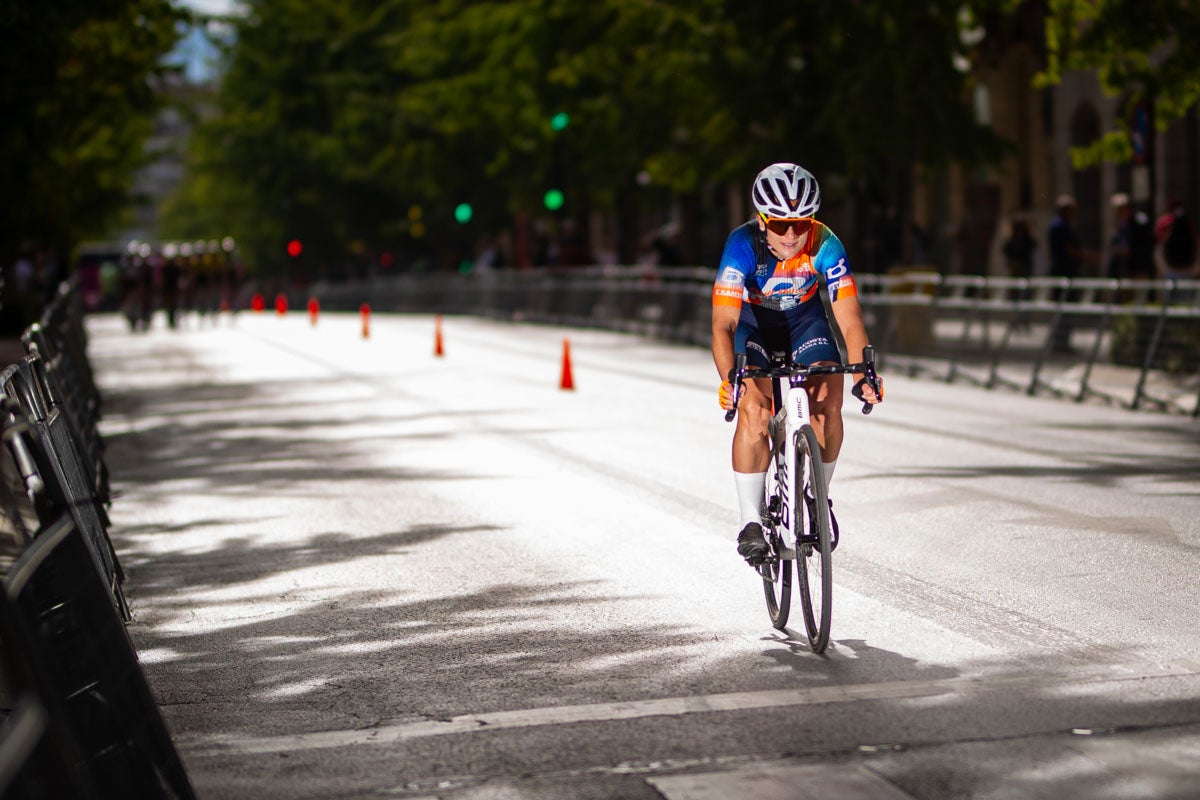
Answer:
[
  {"left": 0, "top": 283, "right": 195, "bottom": 799},
  {"left": 22, "top": 283, "right": 110, "bottom": 509},
  {"left": 2, "top": 280, "right": 125, "bottom": 619},
  {"left": 857, "top": 273, "right": 1200, "bottom": 416},
  {"left": 1, "top": 362, "right": 128, "bottom": 620},
  {"left": 309, "top": 267, "right": 1200, "bottom": 417}
]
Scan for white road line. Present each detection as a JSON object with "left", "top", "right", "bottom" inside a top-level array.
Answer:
[
  {"left": 647, "top": 763, "right": 917, "bottom": 800},
  {"left": 182, "top": 661, "right": 1200, "bottom": 756}
]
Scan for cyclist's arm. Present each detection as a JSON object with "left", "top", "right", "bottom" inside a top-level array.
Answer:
[
  {"left": 829, "top": 293, "right": 869, "bottom": 364},
  {"left": 712, "top": 303, "right": 740, "bottom": 382},
  {"left": 812, "top": 231, "right": 881, "bottom": 403},
  {"left": 829, "top": 295, "right": 881, "bottom": 403},
  {"left": 712, "top": 231, "right": 751, "bottom": 382}
]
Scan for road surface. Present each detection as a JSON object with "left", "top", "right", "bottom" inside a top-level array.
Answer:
[{"left": 89, "top": 310, "right": 1200, "bottom": 800}]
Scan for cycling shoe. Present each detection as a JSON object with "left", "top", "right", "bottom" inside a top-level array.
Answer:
[{"left": 736, "top": 522, "right": 768, "bottom": 565}]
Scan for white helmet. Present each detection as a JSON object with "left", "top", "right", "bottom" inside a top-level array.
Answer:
[{"left": 752, "top": 163, "right": 820, "bottom": 219}]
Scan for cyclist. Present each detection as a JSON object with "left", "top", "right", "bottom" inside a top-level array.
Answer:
[{"left": 713, "top": 163, "right": 882, "bottom": 565}]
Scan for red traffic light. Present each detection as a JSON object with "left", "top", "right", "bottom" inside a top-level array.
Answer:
[{"left": 287, "top": 239, "right": 303, "bottom": 257}]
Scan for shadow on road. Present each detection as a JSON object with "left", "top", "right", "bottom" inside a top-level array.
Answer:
[{"left": 91, "top": 338, "right": 1200, "bottom": 800}]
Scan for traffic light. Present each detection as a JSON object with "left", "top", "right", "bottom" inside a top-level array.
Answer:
[
  {"left": 286, "top": 239, "right": 303, "bottom": 257},
  {"left": 550, "top": 112, "right": 570, "bottom": 132},
  {"left": 454, "top": 203, "right": 473, "bottom": 224},
  {"left": 543, "top": 189, "right": 564, "bottom": 211}
]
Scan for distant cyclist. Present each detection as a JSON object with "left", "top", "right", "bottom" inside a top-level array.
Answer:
[{"left": 712, "top": 163, "right": 882, "bottom": 565}]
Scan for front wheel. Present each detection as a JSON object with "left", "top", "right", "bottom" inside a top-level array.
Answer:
[{"left": 794, "top": 425, "right": 833, "bottom": 653}]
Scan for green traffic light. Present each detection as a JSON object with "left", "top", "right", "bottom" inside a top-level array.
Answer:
[
  {"left": 543, "top": 189, "right": 564, "bottom": 211},
  {"left": 550, "top": 112, "right": 569, "bottom": 132},
  {"left": 454, "top": 202, "right": 473, "bottom": 223}
]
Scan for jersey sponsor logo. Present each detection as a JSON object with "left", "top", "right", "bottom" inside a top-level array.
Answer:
[
  {"left": 719, "top": 266, "right": 742, "bottom": 284},
  {"left": 712, "top": 285, "right": 743, "bottom": 307},
  {"left": 828, "top": 276, "right": 858, "bottom": 300},
  {"left": 826, "top": 259, "right": 848, "bottom": 279}
]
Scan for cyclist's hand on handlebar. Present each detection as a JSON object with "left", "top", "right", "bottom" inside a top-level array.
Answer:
[
  {"left": 719, "top": 379, "right": 738, "bottom": 411},
  {"left": 851, "top": 374, "right": 884, "bottom": 405}
]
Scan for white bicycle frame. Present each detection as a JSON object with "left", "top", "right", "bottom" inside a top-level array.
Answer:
[{"left": 764, "top": 375, "right": 812, "bottom": 557}]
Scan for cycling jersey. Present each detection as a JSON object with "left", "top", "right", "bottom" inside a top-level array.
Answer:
[
  {"left": 713, "top": 220, "right": 858, "bottom": 367},
  {"left": 712, "top": 220, "right": 858, "bottom": 315}
]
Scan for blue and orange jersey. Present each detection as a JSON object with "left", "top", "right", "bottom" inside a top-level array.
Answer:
[{"left": 712, "top": 220, "right": 858, "bottom": 314}]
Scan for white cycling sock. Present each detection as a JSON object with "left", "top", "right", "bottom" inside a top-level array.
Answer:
[
  {"left": 734, "top": 471, "right": 767, "bottom": 531},
  {"left": 823, "top": 459, "right": 837, "bottom": 495}
]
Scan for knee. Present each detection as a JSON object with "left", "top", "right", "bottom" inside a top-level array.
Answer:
[
  {"left": 809, "top": 387, "right": 844, "bottom": 425},
  {"left": 736, "top": 398, "right": 772, "bottom": 439}
]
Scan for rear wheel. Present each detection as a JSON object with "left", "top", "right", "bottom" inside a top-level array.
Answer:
[
  {"left": 759, "top": 463, "right": 791, "bottom": 629},
  {"left": 794, "top": 424, "right": 833, "bottom": 653},
  {"left": 760, "top": 528, "right": 791, "bottom": 630}
]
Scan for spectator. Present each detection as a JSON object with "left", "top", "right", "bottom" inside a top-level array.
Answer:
[
  {"left": 1046, "top": 195, "right": 1097, "bottom": 352},
  {"left": 13, "top": 253, "right": 34, "bottom": 293},
  {"left": 1002, "top": 213, "right": 1038, "bottom": 279},
  {"left": 162, "top": 256, "right": 182, "bottom": 329},
  {"left": 1107, "top": 193, "right": 1154, "bottom": 280},
  {"left": 1154, "top": 196, "right": 1198, "bottom": 279},
  {"left": 557, "top": 219, "right": 592, "bottom": 266}
]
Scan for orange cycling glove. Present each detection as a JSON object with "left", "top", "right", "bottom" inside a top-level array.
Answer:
[{"left": 719, "top": 379, "right": 737, "bottom": 410}]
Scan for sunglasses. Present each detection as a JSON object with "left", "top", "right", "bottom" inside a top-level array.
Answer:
[{"left": 760, "top": 215, "right": 814, "bottom": 237}]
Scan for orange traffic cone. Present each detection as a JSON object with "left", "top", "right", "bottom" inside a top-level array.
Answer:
[
  {"left": 275, "top": 293, "right": 288, "bottom": 315},
  {"left": 251, "top": 293, "right": 265, "bottom": 312},
  {"left": 360, "top": 303, "right": 370, "bottom": 339},
  {"left": 560, "top": 338, "right": 575, "bottom": 390},
  {"left": 307, "top": 297, "right": 319, "bottom": 326},
  {"left": 434, "top": 315, "right": 445, "bottom": 357}
]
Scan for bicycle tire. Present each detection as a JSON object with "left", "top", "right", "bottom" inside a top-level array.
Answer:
[
  {"left": 760, "top": 510, "right": 791, "bottom": 630},
  {"left": 794, "top": 424, "right": 833, "bottom": 653},
  {"left": 753, "top": 465, "right": 792, "bottom": 628}
]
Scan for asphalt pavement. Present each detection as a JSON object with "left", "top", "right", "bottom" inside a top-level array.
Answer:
[{"left": 86, "top": 310, "right": 1200, "bottom": 800}]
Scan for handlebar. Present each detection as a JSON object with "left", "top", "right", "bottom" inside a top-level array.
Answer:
[{"left": 724, "top": 345, "right": 881, "bottom": 422}]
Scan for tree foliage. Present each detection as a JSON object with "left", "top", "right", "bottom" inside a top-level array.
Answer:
[
  {"left": 1039, "top": 0, "right": 1200, "bottom": 165},
  {"left": 0, "top": 1, "right": 1039, "bottom": 280},
  {"left": 173, "top": 0, "right": 1012, "bottom": 275},
  {"left": 0, "top": 0, "right": 184, "bottom": 265}
]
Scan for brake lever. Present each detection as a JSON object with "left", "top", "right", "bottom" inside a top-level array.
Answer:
[
  {"left": 859, "top": 345, "right": 878, "bottom": 415},
  {"left": 724, "top": 353, "right": 747, "bottom": 422}
]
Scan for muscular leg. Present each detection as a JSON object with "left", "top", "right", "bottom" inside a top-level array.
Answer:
[
  {"left": 731, "top": 376, "right": 773, "bottom": 562},
  {"left": 806, "top": 372, "right": 845, "bottom": 461},
  {"left": 732, "top": 376, "right": 773, "bottom": 472}
]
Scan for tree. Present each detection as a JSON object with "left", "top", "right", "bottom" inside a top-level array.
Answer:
[
  {"left": 1038, "top": 0, "right": 1200, "bottom": 206},
  {"left": 677, "top": 2, "right": 1007, "bottom": 266},
  {"left": 166, "top": 0, "right": 1012, "bottom": 275},
  {"left": 0, "top": 1, "right": 183, "bottom": 268}
]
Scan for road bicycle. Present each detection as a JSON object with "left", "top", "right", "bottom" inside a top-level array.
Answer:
[{"left": 725, "top": 346, "right": 879, "bottom": 653}]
